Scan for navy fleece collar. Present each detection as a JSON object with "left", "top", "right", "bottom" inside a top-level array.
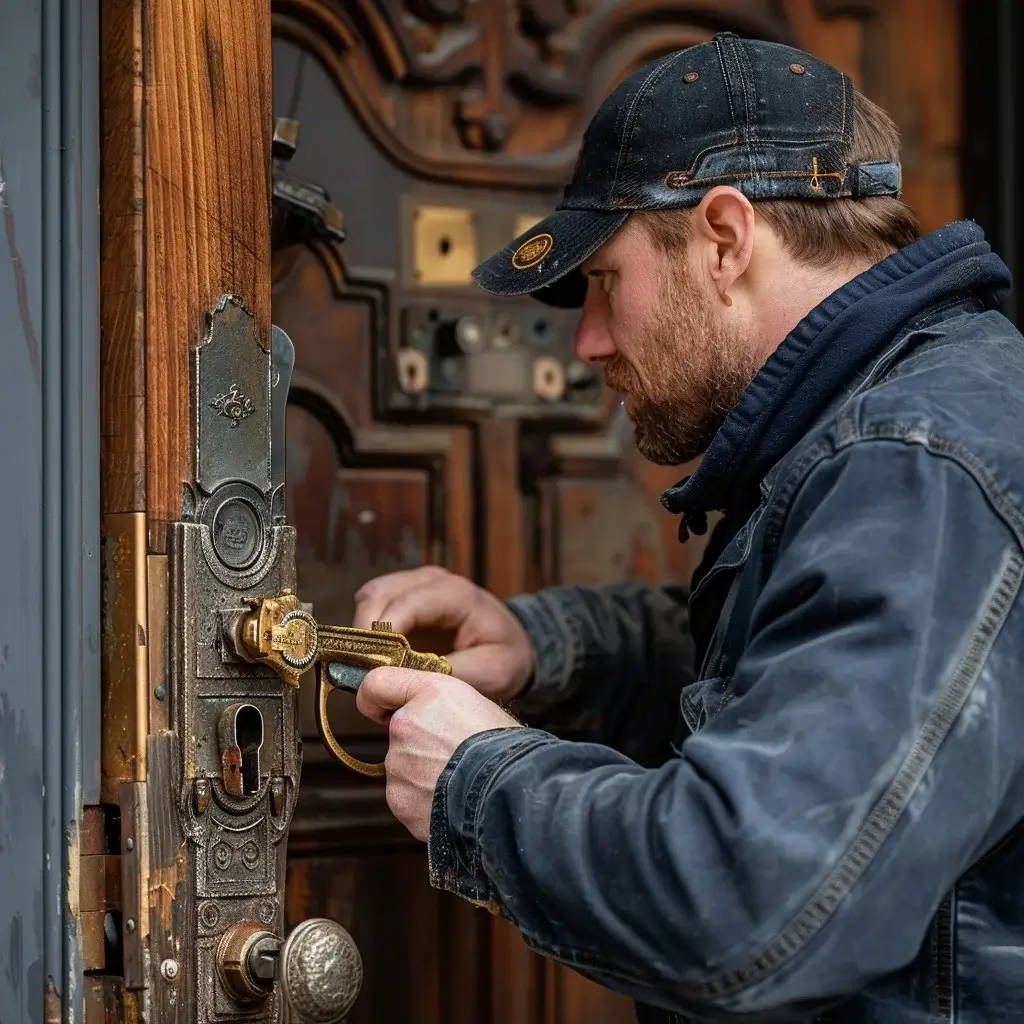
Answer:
[{"left": 660, "top": 221, "right": 1012, "bottom": 537}]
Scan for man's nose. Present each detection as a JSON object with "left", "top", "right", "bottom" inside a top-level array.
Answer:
[{"left": 573, "top": 298, "right": 616, "bottom": 364}]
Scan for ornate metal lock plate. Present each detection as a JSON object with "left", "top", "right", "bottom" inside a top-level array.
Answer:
[{"left": 152, "top": 296, "right": 360, "bottom": 1024}]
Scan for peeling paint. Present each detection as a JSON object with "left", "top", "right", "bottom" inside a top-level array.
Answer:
[
  {"left": 149, "top": 856, "right": 186, "bottom": 932},
  {"left": 44, "top": 978, "right": 60, "bottom": 1024},
  {"left": 0, "top": 694, "right": 44, "bottom": 858},
  {"left": 65, "top": 822, "right": 80, "bottom": 921},
  {"left": 65, "top": 810, "right": 82, "bottom": 1024},
  {"left": 5, "top": 916, "right": 22, "bottom": 995},
  {"left": 0, "top": 157, "right": 41, "bottom": 385}
]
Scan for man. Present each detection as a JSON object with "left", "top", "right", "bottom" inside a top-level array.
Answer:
[{"left": 353, "top": 33, "right": 1024, "bottom": 1023}]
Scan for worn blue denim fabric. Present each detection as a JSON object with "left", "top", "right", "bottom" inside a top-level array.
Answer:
[
  {"left": 472, "top": 32, "right": 903, "bottom": 309},
  {"left": 426, "top": 222, "right": 1024, "bottom": 1023}
]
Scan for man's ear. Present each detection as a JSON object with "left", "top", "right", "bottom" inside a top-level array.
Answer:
[{"left": 691, "top": 186, "right": 755, "bottom": 306}]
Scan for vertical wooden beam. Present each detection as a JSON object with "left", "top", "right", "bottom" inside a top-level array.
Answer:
[
  {"left": 477, "top": 416, "right": 527, "bottom": 598},
  {"left": 99, "top": 0, "right": 271, "bottom": 813},
  {"left": 100, "top": 0, "right": 146, "bottom": 516},
  {"left": 475, "top": 415, "right": 549, "bottom": 1023},
  {"left": 867, "top": 0, "right": 962, "bottom": 231},
  {"left": 144, "top": 0, "right": 273, "bottom": 549}
]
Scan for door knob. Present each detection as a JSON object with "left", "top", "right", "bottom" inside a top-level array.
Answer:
[
  {"left": 279, "top": 918, "right": 364, "bottom": 1024},
  {"left": 226, "top": 592, "right": 452, "bottom": 775},
  {"left": 217, "top": 918, "right": 363, "bottom": 1024}
]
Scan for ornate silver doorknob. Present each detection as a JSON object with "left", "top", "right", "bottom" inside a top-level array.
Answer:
[
  {"left": 216, "top": 917, "right": 363, "bottom": 1023},
  {"left": 278, "top": 918, "right": 363, "bottom": 1024}
]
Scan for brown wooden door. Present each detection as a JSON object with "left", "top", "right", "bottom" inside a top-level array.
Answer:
[
  {"left": 92, "top": 1, "right": 963, "bottom": 1022},
  {"left": 268, "top": 2, "right": 962, "bottom": 1022},
  {"left": 269, "top": 2, "right": 964, "bottom": 1022}
]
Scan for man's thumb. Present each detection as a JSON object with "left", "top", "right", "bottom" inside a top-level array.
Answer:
[{"left": 355, "top": 666, "right": 434, "bottom": 724}]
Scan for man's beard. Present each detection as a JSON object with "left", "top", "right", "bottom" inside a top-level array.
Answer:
[{"left": 603, "top": 272, "right": 763, "bottom": 466}]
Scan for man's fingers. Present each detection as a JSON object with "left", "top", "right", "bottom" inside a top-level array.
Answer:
[
  {"left": 352, "top": 569, "right": 427, "bottom": 628},
  {"left": 354, "top": 581, "right": 473, "bottom": 637},
  {"left": 356, "top": 666, "right": 441, "bottom": 724},
  {"left": 353, "top": 565, "right": 449, "bottom": 607},
  {"left": 446, "top": 646, "right": 520, "bottom": 691}
]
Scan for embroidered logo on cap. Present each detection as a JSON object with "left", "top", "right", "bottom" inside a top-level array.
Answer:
[{"left": 512, "top": 233, "right": 553, "bottom": 270}]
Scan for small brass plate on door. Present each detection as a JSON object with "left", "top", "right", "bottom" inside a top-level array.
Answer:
[{"left": 412, "top": 206, "right": 478, "bottom": 286}]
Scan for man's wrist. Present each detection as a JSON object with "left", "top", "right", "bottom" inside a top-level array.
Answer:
[
  {"left": 505, "top": 593, "right": 577, "bottom": 715},
  {"left": 427, "top": 727, "right": 555, "bottom": 907}
]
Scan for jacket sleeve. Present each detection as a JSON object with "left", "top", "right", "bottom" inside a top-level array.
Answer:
[
  {"left": 428, "top": 439, "right": 1024, "bottom": 1019},
  {"left": 506, "top": 580, "right": 695, "bottom": 764}
]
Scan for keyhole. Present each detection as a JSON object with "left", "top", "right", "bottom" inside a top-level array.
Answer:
[
  {"left": 438, "top": 236, "right": 452, "bottom": 256},
  {"left": 236, "top": 705, "right": 263, "bottom": 796},
  {"left": 219, "top": 703, "right": 264, "bottom": 798}
]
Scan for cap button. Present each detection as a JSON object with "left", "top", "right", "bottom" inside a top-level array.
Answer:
[
  {"left": 789, "top": 63, "right": 806, "bottom": 75},
  {"left": 682, "top": 71, "right": 700, "bottom": 84}
]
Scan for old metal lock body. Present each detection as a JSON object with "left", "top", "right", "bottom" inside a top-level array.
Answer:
[{"left": 164, "top": 294, "right": 442, "bottom": 1022}]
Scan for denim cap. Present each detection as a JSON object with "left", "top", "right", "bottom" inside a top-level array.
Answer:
[{"left": 471, "top": 32, "right": 902, "bottom": 309}]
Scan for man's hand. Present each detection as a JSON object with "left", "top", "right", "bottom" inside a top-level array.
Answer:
[
  {"left": 357, "top": 667, "right": 522, "bottom": 841},
  {"left": 354, "top": 566, "right": 535, "bottom": 703}
]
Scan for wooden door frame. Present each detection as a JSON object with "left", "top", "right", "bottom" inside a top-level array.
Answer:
[{"left": 95, "top": 0, "right": 273, "bottom": 1020}]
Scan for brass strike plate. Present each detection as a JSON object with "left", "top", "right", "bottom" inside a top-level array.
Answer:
[{"left": 412, "top": 205, "right": 478, "bottom": 286}]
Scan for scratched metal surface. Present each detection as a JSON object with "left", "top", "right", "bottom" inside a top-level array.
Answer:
[{"left": 0, "top": 1, "right": 100, "bottom": 1022}]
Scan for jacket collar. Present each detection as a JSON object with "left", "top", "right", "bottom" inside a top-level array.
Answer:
[{"left": 660, "top": 221, "right": 1012, "bottom": 538}]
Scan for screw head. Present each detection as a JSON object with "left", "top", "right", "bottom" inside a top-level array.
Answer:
[
  {"left": 161, "top": 959, "right": 180, "bottom": 981},
  {"left": 154, "top": 683, "right": 167, "bottom": 702},
  {"left": 125, "top": 837, "right": 135, "bottom": 852},
  {"left": 124, "top": 919, "right": 136, "bottom": 934}
]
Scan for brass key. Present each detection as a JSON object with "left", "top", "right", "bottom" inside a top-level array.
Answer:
[{"left": 229, "top": 591, "right": 452, "bottom": 776}]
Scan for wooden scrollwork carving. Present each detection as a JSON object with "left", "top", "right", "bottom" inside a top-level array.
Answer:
[{"left": 272, "top": 0, "right": 790, "bottom": 187}]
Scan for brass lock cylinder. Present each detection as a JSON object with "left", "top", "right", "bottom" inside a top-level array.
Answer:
[{"left": 217, "top": 921, "right": 279, "bottom": 1003}]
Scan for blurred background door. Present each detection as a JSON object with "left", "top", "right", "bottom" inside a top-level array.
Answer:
[{"left": 269, "top": 2, "right": 964, "bottom": 1022}]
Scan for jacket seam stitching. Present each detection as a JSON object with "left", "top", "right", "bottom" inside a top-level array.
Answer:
[
  {"left": 929, "top": 889, "right": 956, "bottom": 1022},
  {"left": 833, "top": 424, "right": 1024, "bottom": 546},
  {"left": 675, "top": 543, "right": 1024, "bottom": 1001}
]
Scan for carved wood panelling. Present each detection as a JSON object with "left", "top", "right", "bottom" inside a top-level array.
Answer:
[{"left": 272, "top": 0, "right": 788, "bottom": 185}]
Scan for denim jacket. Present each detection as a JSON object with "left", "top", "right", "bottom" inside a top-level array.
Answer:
[{"left": 427, "top": 223, "right": 1024, "bottom": 1023}]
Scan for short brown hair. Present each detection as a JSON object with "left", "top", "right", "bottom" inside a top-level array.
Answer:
[{"left": 644, "top": 90, "right": 921, "bottom": 270}]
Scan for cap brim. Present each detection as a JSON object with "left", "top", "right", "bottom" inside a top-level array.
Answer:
[{"left": 471, "top": 208, "right": 629, "bottom": 309}]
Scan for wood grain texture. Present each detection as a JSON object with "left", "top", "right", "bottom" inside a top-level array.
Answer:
[
  {"left": 473, "top": 416, "right": 549, "bottom": 1023},
  {"left": 787, "top": 0, "right": 962, "bottom": 232},
  {"left": 145, "top": 0, "right": 272, "bottom": 549},
  {"left": 100, "top": 0, "right": 146, "bottom": 513},
  {"left": 477, "top": 416, "right": 527, "bottom": 600},
  {"left": 861, "top": 0, "right": 962, "bottom": 231},
  {"left": 272, "top": 0, "right": 787, "bottom": 187}
]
